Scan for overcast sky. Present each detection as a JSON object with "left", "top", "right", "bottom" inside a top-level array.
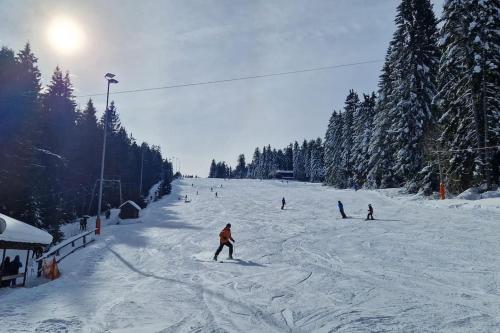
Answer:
[{"left": 0, "top": 0, "right": 444, "bottom": 176}]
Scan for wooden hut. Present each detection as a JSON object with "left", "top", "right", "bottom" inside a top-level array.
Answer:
[
  {"left": 273, "top": 170, "right": 294, "bottom": 180},
  {"left": 0, "top": 213, "right": 53, "bottom": 287},
  {"left": 119, "top": 200, "right": 141, "bottom": 219}
]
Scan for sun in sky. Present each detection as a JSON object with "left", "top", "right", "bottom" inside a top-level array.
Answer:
[{"left": 47, "top": 16, "right": 85, "bottom": 54}]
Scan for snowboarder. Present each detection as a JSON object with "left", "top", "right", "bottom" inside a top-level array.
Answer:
[
  {"left": 281, "top": 197, "right": 286, "bottom": 210},
  {"left": 214, "top": 223, "right": 235, "bottom": 261},
  {"left": 338, "top": 201, "right": 347, "bottom": 218},
  {"left": 366, "top": 204, "right": 374, "bottom": 220}
]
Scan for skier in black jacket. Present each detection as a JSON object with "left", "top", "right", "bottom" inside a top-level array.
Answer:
[
  {"left": 366, "top": 204, "right": 374, "bottom": 220},
  {"left": 338, "top": 201, "right": 347, "bottom": 218}
]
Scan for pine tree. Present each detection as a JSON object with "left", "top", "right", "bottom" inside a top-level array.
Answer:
[
  {"left": 310, "top": 138, "right": 324, "bottom": 182},
  {"left": 340, "top": 90, "right": 358, "bottom": 188},
  {"left": 324, "top": 111, "right": 344, "bottom": 187},
  {"left": 367, "top": 0, "right": 439, "bottom": 188},
  {"left": 293, "top": 141, "right": 305, "bottom": 181},
  {"left": 209, "top": 159, "right": 217, "bottom": 178},
  {"left": 352, "top": 93, "right": 376, "bottom": 186},
  {"left": 436, "top": 0, "right": 500, "bottom": 192},
  {"left": 235, "top": 154, "right": 247, "bottom": 178}
]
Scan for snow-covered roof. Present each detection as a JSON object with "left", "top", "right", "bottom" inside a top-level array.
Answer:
[
  {"left": 0, "top": 213, "right": 53, "bottom": 246},
  {"left": 119, "top": 200, "right": 141, "bottom": 211}
]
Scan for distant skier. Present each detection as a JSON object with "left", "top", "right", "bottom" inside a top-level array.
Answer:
[
  {"left": 281, "top": 197, "right": 286, "bottom": 210},
  {"left": 338, "top": 201, "right": 347, "bottom": 218},
  {"left": 215, "top": 192, "right": 218, "bottom": 198},
  {"left": 105, "top": 204, "right": 111, "bottom": 219},
  {"left": 366, "top": 204, "right": 374, "bottom": 220},
  {"left": 210, "top": 187, "right": 213, "bottom": 192},
  {"left": 214, "top": 223, "right": 235, "bottom": 261},
  {"left": 196, "top": 190, "right": 199, "bottom": 195}
]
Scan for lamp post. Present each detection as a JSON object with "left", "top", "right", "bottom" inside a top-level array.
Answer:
[
  {"left": 96, "top": 73, "right": 118, "bottom": 235},
  {"left": 139, "top": 144, "right": 144, "bottom": 196}
]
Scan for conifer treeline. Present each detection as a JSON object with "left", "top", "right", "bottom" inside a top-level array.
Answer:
[
  {"left": 209, "top": 0, "right": 499, "bottom": 194},
  {"left": 0, "top": 44, "right": 173, "bottom": 240},
  {"left": 209, "top": 139, "right": 325, "bottom": 182},
  {"left": 324, "top": 0, "right": 499, "bottom": 194}
]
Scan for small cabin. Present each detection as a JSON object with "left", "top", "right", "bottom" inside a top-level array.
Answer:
[
  {"left": 0, "top": 213, "right": 53, "bottom": 287},
  {"left": 273, "top": 170, "right": 294, "bottom": 180},
  {"left": 119, "top": 200, "right": 141, "bottom": 219}
]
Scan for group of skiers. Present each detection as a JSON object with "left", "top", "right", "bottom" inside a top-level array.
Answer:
[
  {"left": 0, "top": 255, "right": 23, "bottom": 287},
  {"left": 338, "top": 201, "right": 374, "bottom": 220}
]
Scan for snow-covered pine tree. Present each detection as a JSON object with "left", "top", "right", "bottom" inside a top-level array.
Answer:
[
  {"left": 310, "top": 138, "right": 325, "bottom": 182},
  {"left": 293, "top": 141, "right": 305, "bottom": 181},
  {"left": 352, "top": 93, "right": 376, "bottom": 187},
  {"left": 209, "top": 159, "right": 217, "bottom": 178},
  {"left": 340, "top": 90, "right": 358, "bottom": 188},
  {"left": 235, "top": 154, "right": 247, "bottom": 178},
  {"left": 367, "top": 0, "right": 439, "bottom": 189},
  {"left": 367, "top": 45, "right": 397, "bottom": 188},
  {"left": 436, "top": 0, "right": 500, "bottom": 192},
  {"left": 303, "top": 140, "right": 311, "bottom": 181},
  {"left": 389, "top": 0, "right": 439, "bottom": 185},
  {"left": 251, "top": 147, "right": 261, "bottom": 178},
  {"left": 324, "top": 111, "right": 344, "bottom": 187}
]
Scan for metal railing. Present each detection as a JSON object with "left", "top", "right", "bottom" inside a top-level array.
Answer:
[{"left": 36, "top": 228, "right": 97, "bottom": 276}]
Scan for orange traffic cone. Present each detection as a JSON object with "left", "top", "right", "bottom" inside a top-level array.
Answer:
[{"left": 49, "top": 257, "right": 60, "bottom": 280}]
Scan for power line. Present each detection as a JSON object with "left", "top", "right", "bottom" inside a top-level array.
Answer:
[{"left": 75, "top": 59, "right": 383, "bottom": 98}]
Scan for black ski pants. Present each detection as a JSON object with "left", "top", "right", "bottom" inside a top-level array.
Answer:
[
  {"left": 215, "top": 241, "right": 233, "bottom": 257},
  {"left": 340, "top": 208, "right": 347, "bottom": 218},
  {"left": 367, "top": 212, "right": 374, "bottom": 220}
]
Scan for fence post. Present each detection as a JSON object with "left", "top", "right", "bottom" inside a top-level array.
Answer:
[
  {"left": 0, "top": 248, "right": 5, "bottom": 283},
  {"left": 37, "top": 259, "right": 42, "bottom": 277},
  {"left": 22, "top": 250, "right": 30, "bottom": 287}
]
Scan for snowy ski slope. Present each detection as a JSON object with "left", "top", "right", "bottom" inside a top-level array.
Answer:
[{"left": 1, "top": 179, "right": 499, "bottom": 332}]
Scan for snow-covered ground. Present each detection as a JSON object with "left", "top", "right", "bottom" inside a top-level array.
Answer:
[{"left": 2, "top": 179, "right": 500, "bottom": 332}]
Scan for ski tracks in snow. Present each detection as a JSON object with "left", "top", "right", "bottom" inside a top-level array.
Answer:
[{"left": 2, "top": 179, "right": 500, "bottom": 332}]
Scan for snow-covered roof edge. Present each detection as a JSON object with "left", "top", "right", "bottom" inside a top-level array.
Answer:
[
  {"left": 119, "top": 200, "right": 141, "bottom": 211},
  {"left": 0, "top": 213, "right": 53, "bottom": 245}
]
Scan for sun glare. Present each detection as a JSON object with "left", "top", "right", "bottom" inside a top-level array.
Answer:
[{"left": 47, "top": 17, "right": 85, "bottom": 54}]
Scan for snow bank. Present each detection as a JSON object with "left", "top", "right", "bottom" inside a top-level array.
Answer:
[
  {"left": 457, "top": 188, "right": 500, "bottom": 200},
  {"left": 0, "top": 213, "right": 52, "bottom": 245}
]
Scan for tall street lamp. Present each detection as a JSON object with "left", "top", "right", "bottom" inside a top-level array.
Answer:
[{"left": 96, "top": 73, "right": 118, "bottom": 235}]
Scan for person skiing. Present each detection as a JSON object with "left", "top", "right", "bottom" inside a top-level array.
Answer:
[
  {"left": 338, "top": 200, "right": 347, "bottom": 218},
  {"left": 215, "top": 192, "right": 218, "bottom": 198},
  {"left": 281, "top": 197, "right": 286, "bottom": 210},
  {"left": 214, "top": 223, "right": 235, "bottom": 261},
  {"left": 366, "top": 204, "right": 374, "bottom": 220}
]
